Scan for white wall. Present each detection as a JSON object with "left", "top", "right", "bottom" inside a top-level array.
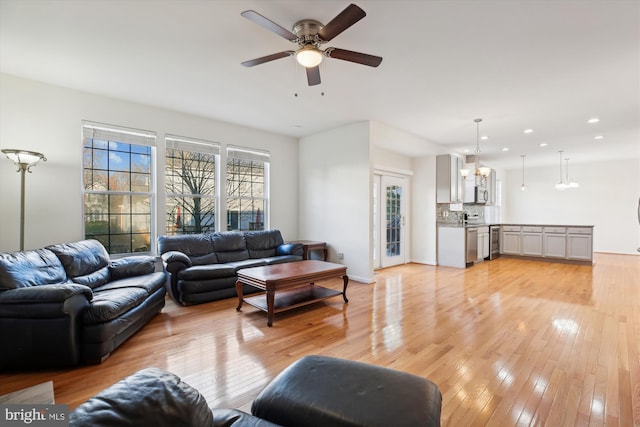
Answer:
[
  {"left": 369, "top": 121, "right": 443, "bottom": 266},
  {"left": 298, "top": 122, "right": 373, "bottom": 283},
  {"left": 503, "top": 158, "right": 640, "bottom": 254},
  {"left": 0, "top": 74, "right": 299, "bottom": 252},
  {"left": 411, "top": 155, "right": 438, "bottom": 264}
]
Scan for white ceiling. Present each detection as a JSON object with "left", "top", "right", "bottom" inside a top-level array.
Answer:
[{"left": 1, "top": 0, "right": 638, "bottom": 170}]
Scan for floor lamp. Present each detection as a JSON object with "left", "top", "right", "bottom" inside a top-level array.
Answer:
[{"left": 1, "top": 149, "right": 47, "bottom": 250}]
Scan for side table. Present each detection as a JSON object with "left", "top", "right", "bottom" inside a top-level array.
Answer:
[{"left": 288, "top": 240, "right": 327, "bottom": 261}]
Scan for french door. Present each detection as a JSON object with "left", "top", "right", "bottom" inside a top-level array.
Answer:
[{"left": 374, "top": 174, "right": 407, "bottom": 268}]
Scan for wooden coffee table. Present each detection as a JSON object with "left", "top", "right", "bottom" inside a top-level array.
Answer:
[{"left": 236, "top": 260, "right": 349, "bottom": 326}]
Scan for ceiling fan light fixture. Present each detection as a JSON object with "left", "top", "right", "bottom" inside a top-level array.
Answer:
[{"left": 296, "top": 45, "right": 323, "bottom": 68}]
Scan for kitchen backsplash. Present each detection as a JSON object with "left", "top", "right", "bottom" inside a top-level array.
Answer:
[{"left": 437, "top": 203, "right": 485, "bottom": 224}]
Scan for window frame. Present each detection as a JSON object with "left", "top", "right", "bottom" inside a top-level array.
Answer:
[
  {"left": 81, "top": 121, "right": 157, "bottom": 256},
  {"left": 164, "top": 134, "right": 221, "bottom": 235},
  {"left": 225, "top": 145, "right": 270, "bottom": 232}
]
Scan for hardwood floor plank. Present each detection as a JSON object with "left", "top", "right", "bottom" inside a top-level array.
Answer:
[{"left": 1, "top": 253, "right": 638, "bottom": 426}]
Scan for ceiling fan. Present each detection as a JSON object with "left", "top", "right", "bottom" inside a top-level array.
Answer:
[{"left": 240, "top": 3, "right": 383, "bottom": 86}]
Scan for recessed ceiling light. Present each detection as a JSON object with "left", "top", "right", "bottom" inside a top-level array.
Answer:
[
  {"left": 502, "top": 147, "right": 509, "bottom": 152},
  {"left": 587, "top": 117, "right": 600, "bottom": 124},
  {"left": 464, "top": 149, "right": 470, "bottom": 153},
  {"left": 594, "top": 135, "right": 604, "bottom": 140},
  {"left": 480, "top": 136, "right": 489, "bottom": 140},
  {"left": 539, "top": 142, "right": 548, "bottom": 147},
  {"left": 523, "top": 129, "right": 534, "bottom": 134}
]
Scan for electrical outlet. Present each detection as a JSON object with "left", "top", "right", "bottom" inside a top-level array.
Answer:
[{"left": 337, "top": 252, "right": 344, "bottom": 259}]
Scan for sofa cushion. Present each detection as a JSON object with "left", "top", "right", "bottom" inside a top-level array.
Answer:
[
  {"left": 70, "top": 367, "right": 214, "bottom": 427},
  {"left": 226, "top": 259, "right": 267, "bottom": 271},
  {"left": 94, "top": 272, "right": 166, "bottom": 295},
  {"left": 190, "top": 252, "right": 218, "bottom": 266},
  {"left": 0, "top": 249, "right": 68, "bottom": 290},
  {"left": 178, "top": 264, "right": 236, "bottom": 281},
  {"left": 109, "top": 256, "right": 156, "bottom": 280},
  {"left": 212, "top": 409, "right": 282, "bottom": 427},
  {"left": 245, "top": 230, "right": 284, "bottom": 259},
  {"left": 212, "top": 232, "right": 250, "bottom": 262},
  {"left": 47, "top": 240, "right": 110, "bottom": 281},
  {"left": 158, "top": 233, "right": 214, "bottom": 257},
  {"left": 83, "top": 287, "right": 148, "bottom": 324},
  {"left": 252, "top": 355, "right": 443, "bottom": 427},
  {"left": 262, "top": 255, "right": 302, "bottom": 265},
  {"left": 72, "top": 266, "right": 111, "bottom": 289}
]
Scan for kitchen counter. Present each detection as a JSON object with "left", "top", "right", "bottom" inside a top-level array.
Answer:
[
  {"left": 437, "top": 223, "right": 595, "bottom": 268},
  {"left": 500, "top": 224, "right": 594, "bottom": 265},
  {"left": 500, "top": 223, "right": 594, "bottom": 228},
  {"left": 437, "top": 222, "right": 495, "bottom": 228}
]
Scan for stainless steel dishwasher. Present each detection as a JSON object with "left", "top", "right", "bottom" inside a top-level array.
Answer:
[{"left": 466, "top": 227, "right": 478, "bottom": 265}]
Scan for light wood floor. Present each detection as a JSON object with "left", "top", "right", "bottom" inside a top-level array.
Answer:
[{"left": 1, "top": 253, "right": 639, "bottom": 426}]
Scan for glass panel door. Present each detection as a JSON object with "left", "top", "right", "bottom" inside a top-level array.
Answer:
[{"left": 380, "top": 175, "right": 406, "bottom": 268}]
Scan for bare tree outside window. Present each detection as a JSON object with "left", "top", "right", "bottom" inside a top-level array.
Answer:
[
  {"left": 165, "top": 148, "right": 216, "bottom": 235},
  {"left": 226, "top": 155, "right": 267, "bottom": 231}
]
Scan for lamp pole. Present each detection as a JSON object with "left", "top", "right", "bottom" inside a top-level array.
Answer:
[
  {"left": 1, "top": 149, "right": 47, "bottom": 251},
  {"left": 18, "top": 163, "right": 27, "bottom": 251}
]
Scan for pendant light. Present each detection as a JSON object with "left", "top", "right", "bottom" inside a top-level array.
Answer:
[
  {"left": 461, "top": 118, "right": 491, "bottom": 179},
  {"left": 564, "top": 157, "right": 580, "bottom": 188},
  {"left": 554, "top": 150, "right": 567, "bottom": 190},
  {"left": 520, "top": 154, "right": 527, "bottom": 191}
]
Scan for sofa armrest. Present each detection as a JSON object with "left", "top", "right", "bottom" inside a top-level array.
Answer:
[
  {"left": 70, "top": 368, "right": 214, "bottom": 427},
  {"left": 0, "top": 284, "right": 93, "bottom": 368},
  {"left": 0, "top": 283, "right": 92, "bottom": 305},
  {"left": 276, "top": 243, "right": 303, "bottom": 257},
  {"left": 161, "top": 250, "right": 192, "bottom": 274},
  {"left": 110, "top": 255, "right": 156, "bottom": 280}
]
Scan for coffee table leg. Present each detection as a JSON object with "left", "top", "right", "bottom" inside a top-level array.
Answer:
[
  {"left": 236, "top": 280, "right": 244, "bottom": 311},
  {"left": 266, "top": 289, "right": 275, "bottom": 327},
  {"left": 342, "top": 275, "right": 349, "bottom": 303}
]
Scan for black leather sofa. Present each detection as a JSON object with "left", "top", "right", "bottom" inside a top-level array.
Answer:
[
  {"left": 158, "top": 230, "right": 303, "bottom": 306},
  {"left": 70, "top": 355, "right": 442, "bottom": 427},
  {"left": 0, "top": 239, "right": 166, "bottom": 369}
]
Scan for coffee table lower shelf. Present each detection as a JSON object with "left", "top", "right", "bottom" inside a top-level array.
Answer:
[{"left": 243, "top": 285, "right": 342, "bottom": 315}]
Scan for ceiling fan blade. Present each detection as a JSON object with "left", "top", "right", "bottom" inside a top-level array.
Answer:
[
  {"left": 241, "top": 10, "right": 298, "bottom": 41},
  {"left": 325, "top": 48, "right": 382, "bottom": 67},
  {"left": 306, "top": 66, "right": 321, "bottom": 86},
  {"left": 241, "top": 51, "right": 294, "bottom": 67},
  {"left": 318, "top": 3, "right": 366, "bottom": 42}
]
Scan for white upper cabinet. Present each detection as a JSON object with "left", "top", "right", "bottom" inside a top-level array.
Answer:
[{"left": 436, "top": 154, "right": 464, "bottom": 203}]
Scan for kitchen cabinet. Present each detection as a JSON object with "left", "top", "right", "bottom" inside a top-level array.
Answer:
[
  {"left": 543, "top": 227, "right": 567, "bottom": 258},
  {"left": 477, "top": 226, "right": 489, "bottom": 261},
  {"left": 436, "top": 154, "right": 464, "bottom": 203},
  {"left": 521, "top": 226, "right": 543, "bottom": 257},
  {"left": 567, "top": 227, "right": 593, "bottom": 261},
  {"left": 501, "top": 226, "right": 521, "bottom": 255},
  {"left": 501, "top": 224, "right": 593, "bottom": 264},
  {"left": 437, "top": 226, "right": 467, "bottom": 268}
]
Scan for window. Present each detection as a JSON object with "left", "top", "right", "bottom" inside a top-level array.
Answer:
[
  {"left": 82, "top": 121, "right": 156, "bottom": 255},
  {"left": 165, "top": 135, "right": 220, "bottom": 235},
  {"left": 226, "top": 146, "right": 269, "bottom": 231}
]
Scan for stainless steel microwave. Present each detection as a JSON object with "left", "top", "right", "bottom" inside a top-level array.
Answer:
[{"left": 475, "top": 185, "right": 488, "bottom": 204}]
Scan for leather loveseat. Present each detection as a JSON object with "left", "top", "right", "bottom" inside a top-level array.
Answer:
[
  {"left": 158, "top": 230, "right": 303, "bottom": 306},
  {"left": 70, "top": 355, "right": 442, "bottom": 427},
  {"left": 0, "top": 239, "right": 166, "bottom": 369}
]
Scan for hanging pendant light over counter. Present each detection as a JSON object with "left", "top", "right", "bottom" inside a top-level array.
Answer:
[{"left": 460, "top": 118, "right": 491, "bottom": 179}]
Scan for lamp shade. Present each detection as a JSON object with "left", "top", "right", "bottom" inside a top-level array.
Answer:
[
  {"left": 478, "top": 166, "right": 492, "bottom": 177},
  {"left": 296, "top": 45, "right": 323, "bottom": 68},
  {"left": 2, "top": 149, "right": 46, "bottom": 167}
]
